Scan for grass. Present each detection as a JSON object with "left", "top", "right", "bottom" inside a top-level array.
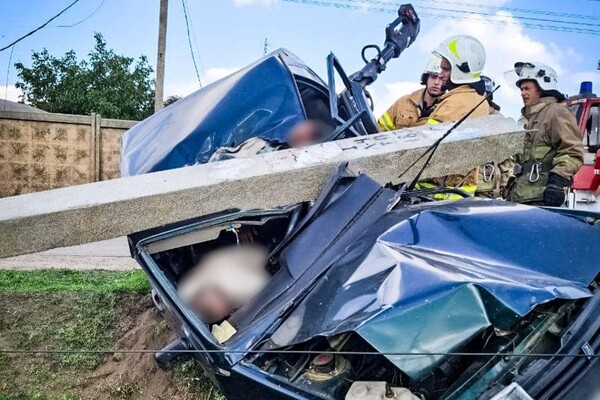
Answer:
[
  {"left": 0, "top": 270, "right": 148, "bottom": 397},
  {"left": 0, "top": 269, "right": 223, "bottom": 399},
  {"left": 0, "top": 270, "right": 148, "bottom": 369},
  {"left": 2, "top": 292, "right": 120, "bottom": 369},
  {"left": 0, "top": 270, "right": 150, "bottom": 293},
  {"left": 172, "top": 359, "right": 226, "bottom": 400}
]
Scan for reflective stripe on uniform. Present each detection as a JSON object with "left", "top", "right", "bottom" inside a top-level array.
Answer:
[
  {"left": 378, "top": 113, "right": 396, "bottom": 132},
  {"left": 414, "top": 182, "right": 476, "bottom": 200}
]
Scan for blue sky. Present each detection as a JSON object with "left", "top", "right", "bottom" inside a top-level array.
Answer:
[{"left": 1, "top": 0, "right": 599, "bottom": 119}]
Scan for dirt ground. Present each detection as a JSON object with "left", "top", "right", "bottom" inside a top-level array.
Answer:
[{"left": 0, "top": 292, "right": 223, "bottom": 400}]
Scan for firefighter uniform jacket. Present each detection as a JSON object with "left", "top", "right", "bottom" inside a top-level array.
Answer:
[
  {"left": 416, "top": 85, "right": 494, "bottom": 199},
  {"left": 378, "top": 88, "right": 433, "bottom": 131},
  {"left": 506, "top": 97, "right": 584, "bottom": 204},
  {"left": 419, "top": 85, "right": 492, "bottom": 125}
]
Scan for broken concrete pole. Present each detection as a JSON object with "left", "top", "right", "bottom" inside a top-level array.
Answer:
[{"left": 0, "top": 115, "right": 525, "bottom": 259}]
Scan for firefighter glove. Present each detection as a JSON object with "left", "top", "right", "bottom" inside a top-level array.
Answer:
[{"left": 543, "top": 173, "right": 569, "bottom": 207}]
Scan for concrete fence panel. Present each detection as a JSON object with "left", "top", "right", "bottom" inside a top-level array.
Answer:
[{"left": 0, "top": 111, "right": 137, "bottom": 197}]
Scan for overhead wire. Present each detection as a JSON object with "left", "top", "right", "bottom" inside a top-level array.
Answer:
[
  {"left": 57, "top": 0, "right": 107, "bottom": 28},
  {"left": 0, "top": 348, "right": 598, "bottom": 358},
  {"left": 280, "top": 0, "right": 600, "bottom": 35},
  {"left": 316, "top": 0, "right": 600, "bottom": 33},
  {"left": 3, "top": 45, "right": 15, "bottom": 110},
  {"left": 0, "top": 0, "right": 81, "bottom": 52},
  {"left": 183, "top": 0, "right": 207, "bottom": 84},
  {"left": 353, "top": 0, "right": 600, "bottom": 28},
  {"left": 406, "top": 0, "right": 599, "bottom": 21},
  {"left": 181, "top": 0, "right": 203, "bottom": 87}
]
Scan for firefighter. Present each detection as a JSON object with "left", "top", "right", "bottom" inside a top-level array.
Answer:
[
  {"left": 481, "top": 75, "right": 501, "bottom": 113},
  {"left": 475, "top": 75, "right": 516, "bottom": 199},
  {"left": 416, "top": 35, "right": 494, "bottom": 199},
  {"left": 420, "top": 34, "right": 493, "bottom": 125},
  {"left": 377, "top": 54, "right": 445, "bottom": 131},
  {"left": 505, "top": 62, "right": 583, "bottom": 206}
]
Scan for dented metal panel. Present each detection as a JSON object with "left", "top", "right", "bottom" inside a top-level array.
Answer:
[{"left": 267, "top": 200, "right": 600, "bottom": 379}]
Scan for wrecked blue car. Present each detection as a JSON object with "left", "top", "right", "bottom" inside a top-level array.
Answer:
[
  {"left": 122, "top": 5, "right": 600, "bottom": 399},
  {"left": 127, "top": 164, "right": 600, "bottom": 400}
]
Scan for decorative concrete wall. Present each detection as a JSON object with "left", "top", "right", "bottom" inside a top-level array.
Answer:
[{"left": 0, "top": 111, "right": 137, "bottom": 197}]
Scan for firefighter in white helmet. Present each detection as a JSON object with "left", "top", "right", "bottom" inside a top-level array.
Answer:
[
  {"left": 377, "top": 54, "right": 445, "bottom": 131},
  {"left": 415, "top": 35, "right": 495, "bottom": 200},
  {"left": 422, "top": 34, "right": 494, "bottom": 125},
  {"left": 504, "top": 62, "right": 583, "bottom": 206}
]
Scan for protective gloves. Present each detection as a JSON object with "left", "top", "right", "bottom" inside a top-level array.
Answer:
[{"left": 543, "top": 172, "right": 570, "bottom": 207}]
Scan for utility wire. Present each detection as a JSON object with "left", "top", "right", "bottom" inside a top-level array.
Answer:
[
  {"left": 280, "top": 0, "right": 600, "bottom": 35},
  {"left": 352, "top": 0, "right": 600, "bottom": 28},
  {"left": 328, "top": 0, "right": 600, "bottom": 32},
  {"left": 1, "top": 349, "right": 599, "bottom": 358},
  {"left": 183, "top": 0, "right": 207, "bottom": 83},
  {"left": 182, "top": 0, "right": 203, "bottom": 87},
  {"left": 0, "top": 0, "right": 81, "bottom": 52},
  {"left": 57, "top": 0, "right": 107, "bottom": 28},
  {"left": 407, "top": 0, "right": 599, "bottom": 21},
  {"left": 3, "top": 45, "right": 15, "bottom": 110}
]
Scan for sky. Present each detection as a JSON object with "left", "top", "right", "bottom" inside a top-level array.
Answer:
[{"left": 1, "top": 0, "right": 599, "bottom": 120}]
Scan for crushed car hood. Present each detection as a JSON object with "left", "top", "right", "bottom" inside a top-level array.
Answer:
[{"left": 268, "top": 200, "right": 600, "bottom": 380}]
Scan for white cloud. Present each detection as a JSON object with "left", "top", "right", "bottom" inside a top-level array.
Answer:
[
  {"left": 372, "top": 81, "right": 422, "bottom": 117},
  {"left": 164, "top": 82, "right": 201, "bottom": 99},
  {"left": 0, "top": 85, "right": 22, "bottom": 103},
  {"left": 164, "top": 67, "right": 240, "bottom": 99},
  {"left": 399, "top": 10, "right": 594, "bottom": 120},
  {"left": 233, "top": 0, "right": 277, "bottom": 5},
  {"left": 204, "top": 67, "right": 239, "bottom": 85}
]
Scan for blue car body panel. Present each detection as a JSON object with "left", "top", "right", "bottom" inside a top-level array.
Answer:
[
  {"left": 121, "top": 49, "right": 326, "bottom": 176},
  {"left": 266, "top": 199, "right": 599, "bottom": 379}
]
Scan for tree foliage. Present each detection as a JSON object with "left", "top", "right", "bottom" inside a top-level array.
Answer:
[
  {"left": 164, "top": 95, "right": 182, "bottom": 108},
  {"left": 15, "top": 33, "right": 155, "bottom": 120}
]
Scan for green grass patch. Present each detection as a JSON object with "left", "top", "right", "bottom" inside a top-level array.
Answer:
[
  {"left": 172, "top": 359, "right": 226, "bottom": 400},
  {"left": 1, "top": 292, "right": 119, "bottom": 369},
  {"left": 0, "top": 270, "right": 150, "bottom": 293}
]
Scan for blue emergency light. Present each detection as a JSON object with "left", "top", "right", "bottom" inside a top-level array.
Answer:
[{"left": 580, "top": 81, "right": 593, "bottom": 94}]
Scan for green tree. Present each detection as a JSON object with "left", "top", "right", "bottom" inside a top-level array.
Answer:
[
  {"left": 164, "top": 95, "right": 182, "bottom": 108},
  {"left": 15, "top": 33, "right": 155, "bottom": 120}
]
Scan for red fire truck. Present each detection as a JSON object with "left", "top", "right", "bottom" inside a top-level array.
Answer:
[{"left": 565, "top": 81, "right": 600, "bottom": 211}]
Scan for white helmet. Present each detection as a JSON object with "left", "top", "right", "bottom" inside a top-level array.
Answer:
[
  {"left": 420, "top": 54, "right": 442, "bottom": 85},
  {"left": 505, "top": 61, "right": 558, "bottom": 91},
  {"left": 433, "top": 35, "right": 486, "bottom": 84}
]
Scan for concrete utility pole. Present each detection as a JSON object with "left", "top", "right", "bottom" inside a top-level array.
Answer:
[
  {"left": 0, "top": 115, "right": 526, "bottom": 259},
  {"left": 154, "top": 0, "right": 169, "bottom": 113}
]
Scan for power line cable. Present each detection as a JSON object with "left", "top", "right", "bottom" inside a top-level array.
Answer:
[
  {"left": 353, "top": 0, "right": 600, "bottom": 28},
  {"left": 181, "top": 0, "right": 203, "bottom": 87},
  {"left": 323, "top": 0, "right": 600, "bottom": 32},
  {"left": 3, "top": 45, "right": 15, "bottom": 110},
  {"left": 280, "top": 0, "right": 600, "bottom": 35},
  {"left": 407, "top": 0, "right": 599, "bottom": 21},
  {"left": 182, "top": 0, "right": 207, "bottom": 82},
  {"left": 0, "top": 0, "right": 81, "bottom": 52},
  {"left": 57, "top": 0, "right": 107, "bottom": 28},
  {"left": 1, "top": 348, "right": 598, "bottom": 358}
]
